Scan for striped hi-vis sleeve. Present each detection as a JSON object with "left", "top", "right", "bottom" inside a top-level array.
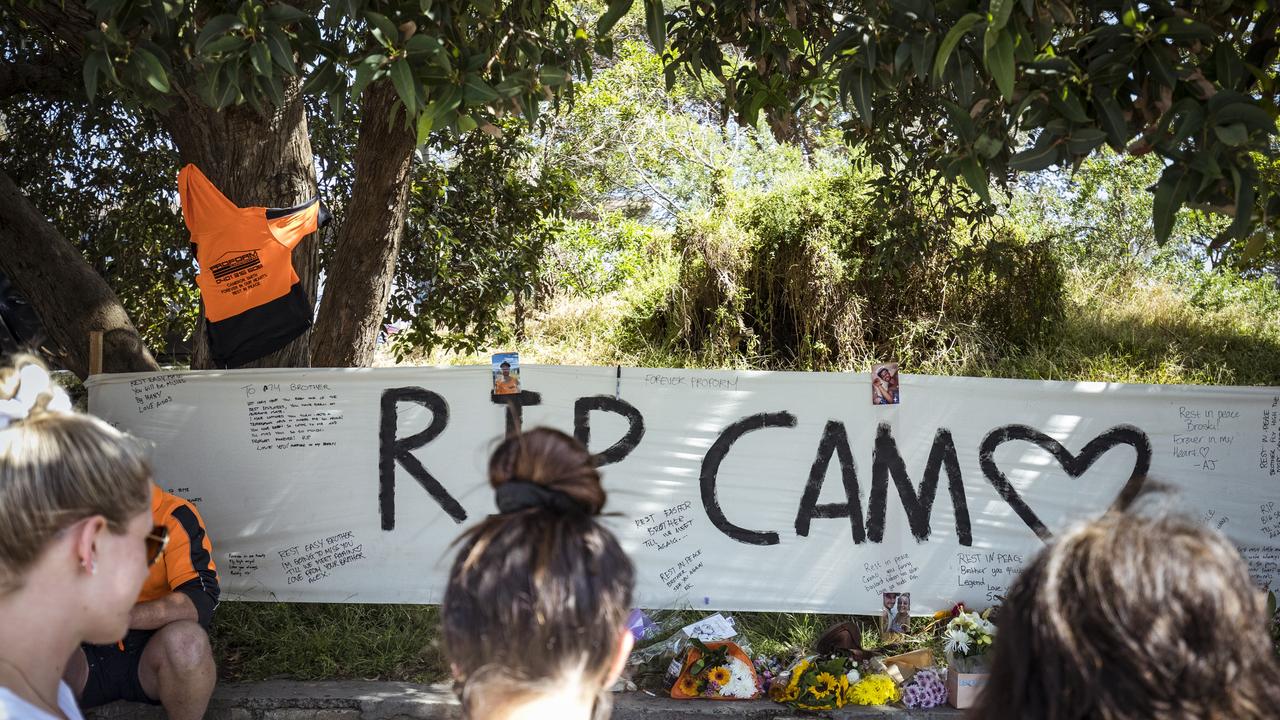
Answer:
[{"left": 161, "top": 495, "right": 221, "bottom": 628}]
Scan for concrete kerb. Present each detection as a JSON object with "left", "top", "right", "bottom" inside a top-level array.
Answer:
[{"left": 86, "top": 681, "right": 965, "bottom": 720}]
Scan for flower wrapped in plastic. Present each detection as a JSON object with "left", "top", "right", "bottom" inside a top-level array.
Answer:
[
  {"left": 944, "top": 607, "right": 997, "bottom": 673},
  {"left": 669, "top": 639, "right": 759, "bottom": 700},
  {"left": 767, "top": 655, "right": 864, "bottom": 711},
  {"left": 847, "top": 673, "right": 901, "bottom": 706},
  {"left": 901, "top": 668, "right": 948, "bottom": 709}
]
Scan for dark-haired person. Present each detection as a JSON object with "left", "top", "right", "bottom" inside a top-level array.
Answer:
[
  {"left": 443, "top": 427, "right": 636, "bottom": 720},
  {"left": 0, "top": 355, "right": 160, "bottom": 719},
  {"left": 969, "top": 508, "right": 1280, "bottom": 720},
  {"left": 66, "top": 485, "right": 219, "bottom": 720}
]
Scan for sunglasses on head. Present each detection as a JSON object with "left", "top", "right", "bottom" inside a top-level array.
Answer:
[{"left": 145, "top": 526, "right": 168, "bottom": 566}]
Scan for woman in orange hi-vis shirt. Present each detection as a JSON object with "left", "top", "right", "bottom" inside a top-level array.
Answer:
[{"left": 177, "top": 164, "right": 328, "bottom": 367}]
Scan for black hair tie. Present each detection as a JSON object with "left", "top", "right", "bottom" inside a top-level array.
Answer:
[{"left": 495, "top": 481, "right": 589, "bottom": 515}]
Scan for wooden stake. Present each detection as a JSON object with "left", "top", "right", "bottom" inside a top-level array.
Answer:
[{"left": 88, "top": 331, "right": 103, "bottom": 376}]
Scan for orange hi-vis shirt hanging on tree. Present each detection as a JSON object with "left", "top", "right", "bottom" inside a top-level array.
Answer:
[{"left": 178, "top": 164, "right": 327, "bottom": 367}]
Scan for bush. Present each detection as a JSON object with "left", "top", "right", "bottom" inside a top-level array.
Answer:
[
  {"left": 542, "top": 213, "right": 668, "bottom": 297},
  {"left": 620, "top": 168, "right": 1065, "bottom": 370}
]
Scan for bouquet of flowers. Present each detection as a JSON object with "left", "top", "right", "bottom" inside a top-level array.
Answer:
[
  {"left": 943, "top": 606, "right": 996, "bottom": 672},
  {"left": 669, "top": 639, "right": 760, "bottom": 700},
  {"left": 768, "top": 656, "right": 856, "bottom": 711},
  {"left": 769, "top": 655, "right": 902, "bottom": 710},
  {"left": 847, "top": 673, "right": 901, "bottom": 705},
  {"left": 900, "top": 668, "right": 948, "bottom": 709}
]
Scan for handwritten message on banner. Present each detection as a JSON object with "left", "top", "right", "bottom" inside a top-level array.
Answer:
[{"left": 88, "top": 367, "right": 1280, "bottom": 614}]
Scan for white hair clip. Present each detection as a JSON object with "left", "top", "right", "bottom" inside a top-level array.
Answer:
[{"left": 0, "top": 364, "right": 72, "bottom": 430}]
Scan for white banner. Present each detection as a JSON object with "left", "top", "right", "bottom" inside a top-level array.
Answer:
[{"left": 87, "top": 366, "right": 1280, "bottom": 614}]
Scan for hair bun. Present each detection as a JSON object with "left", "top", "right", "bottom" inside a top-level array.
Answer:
[{"left": 495, "top": 480, "right": 589, "bottom": 515}]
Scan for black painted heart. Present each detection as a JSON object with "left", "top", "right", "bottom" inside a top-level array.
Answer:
[{"left": 978, "top": 424, "right": 1152, "bottom": 542}]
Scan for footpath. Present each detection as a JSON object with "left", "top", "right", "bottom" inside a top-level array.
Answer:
[{"left": 87, "top": 681, "right": 965, "bottom": 719}]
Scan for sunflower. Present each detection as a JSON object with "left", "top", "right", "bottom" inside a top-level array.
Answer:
[
  {"left": 707, "top": 666, "right": 732, "bottom": 687},
  {"left": 809, "top": 672, "right": 839, "bottom": 700},
  {"left": 677, "top": 675, "right": 700, "bottom": 696}
]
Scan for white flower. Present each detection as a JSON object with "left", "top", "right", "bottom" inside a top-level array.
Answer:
[
  {"left": 721, "top": 657, "right": 758, "bottom": 698},
  {"left": 976, "top": 618, "right": 996, "bottom": 635},
  {"left": 944, "top": 628, "right": 972, "bottom": 655},
  {"left": 846, "top": 668, "right": 861, "bottom": 685}
]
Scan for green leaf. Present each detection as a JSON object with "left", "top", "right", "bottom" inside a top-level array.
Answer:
[
  {"left": 457, "top": 114, "right": 478, "bottom": 132},
  {"left": 1214, "top": 43, "right": 1244, "bottom": 91},
  {"left": 988, "top": 0, "right": 1014, "bottom": 32},
  {"left": 390, "top": 58, "right": 417, "bottom": 114},
  {"left": 1008, "top": 132, "right": 1059, "bottom": 171},
  {"left": 986, "top": 30, "right": 1015, "bottom": 100},
  {"left": 250, "top": 42, "right": 272, "bottom": 76},
  {"left": 471, "top": 0, "right": 495, "bottom": 15},
  {"left": 849, "top": 69, "right": 873, "bottom": 127},
  {"left": 416, "top": 109, "right": 435, "bottom": 144},
  {"left": 195, "top": 14, "right": 244, "bottom": 54},
  {"left": 974, "top": 134, "right": 1003, "bottom": 158},
  {"left": 959, "top": 157, "right": 991, "bottom": 203},
  {"left": 216, "top": 62, "right": 240, "bottom": 108},
  {"left": 351, "top": 54, "right": 386, "bottom": 99},
  {"left": 644, "top": 0, "right": 665, "bottom": 51},
  {"left": 1214, "top": 102, "right": 1276, "bottom": 133},
  {"left": 203, "top": 35, "right": 249, "bottom": 55},
  {"left": 463, "top": 74, "right": 500, "bottom": 102},
  {"left": 1066, "top": 127, "right": 1107, "bottom": 155},
  {"left": 942, "top": 99, "right": 977, "bottom": 142},
  {"left": 365, "top": 11, "right": 399, "bottom": 48},
  {"left": 934, "top": 13, "right": 984, "bottom": 81},
  {"left": 405, "top": 34, "right": 443, "bottom": 57},
  {"left": 597, "top": 0, "right": 633, "bottom": 36},
  {"left": 302, "top": 59, "right": 336, "bottom": 95},
  {"left": 83, "top": 51, "right": 106, "bottom": 102},
  {"left": 266, "top": 27, "right": 297, "bottom": 75},
  {"left": 1167, "top": 99, "right": 1204, "bottom": 146},
  {"left": 1050, "top": 86, "right": 1089, "bottom": 123},
  {"left": 262, "top": 71, "right": 285, "bottom": 106},
  {"left": 1155, "top": 17, "right": 1215, "bottom": 41},
  {"left": 418, "top": 85, "right": 462, "bottom": 143},
  {"left": 893, "top": 41, "right": 912, "bottom": 75},
  {"left": 1095, "top": 94, "right": 1128, "bottom": 149},
  {"left": 265, "top": 3, "right": 310, "bottom": 24},
  {"left": 1152, "top": 168, "right": 1191, "bottom": 244},
  {"left": 539, "top": 66, "right": 568, "bottom": 87},
  {"left": 1213, "top": 122, "right": 1249, "bottom": 146},
  {"left": 132, "top": 47, "right": 170, "bottom": 92},
  {"left": 1229, "top": 166, "right": 1255, "bottom": 239},
  {"left": 1145, "top": 47, "right": 1176, "bottom": 89}
]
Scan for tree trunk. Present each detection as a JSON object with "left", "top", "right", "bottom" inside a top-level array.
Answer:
[
  {"left": 0, "top": 168, "right": 158, "bottom": 379},
  {"left": 310, "top": 81, "right": 416, "bottom": 367},
  {"left": 163, "top": 78, "right": 321, "bottom": 369}
]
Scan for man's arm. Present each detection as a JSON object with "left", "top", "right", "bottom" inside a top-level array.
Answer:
[{"left": 129, "top": 591, "right": 199, "bottom": 630}]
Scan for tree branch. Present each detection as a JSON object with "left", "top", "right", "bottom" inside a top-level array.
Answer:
[{"left": 0, "top": 167, "right": 157, "bottom": 378}]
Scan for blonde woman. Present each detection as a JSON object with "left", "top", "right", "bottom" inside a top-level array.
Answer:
[{"left": 0, "top": 356, "right": 163, "bottom": 719}]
